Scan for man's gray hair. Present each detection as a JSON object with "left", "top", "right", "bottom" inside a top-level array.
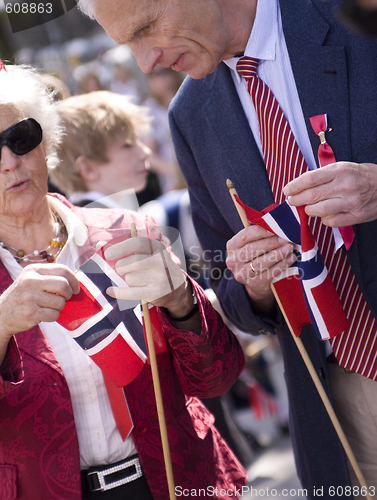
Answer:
[{"left": 77, "top": 0, "right": 97, "bottom": 19}]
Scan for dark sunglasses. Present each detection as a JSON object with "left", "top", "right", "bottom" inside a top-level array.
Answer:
[{"left": 0, "top": 118, "right": 43, "bottom": 159}]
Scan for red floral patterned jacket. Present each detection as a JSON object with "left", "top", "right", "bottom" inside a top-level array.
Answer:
[{"left": 0, "top": 195, "right": 246, "bottom": 500}]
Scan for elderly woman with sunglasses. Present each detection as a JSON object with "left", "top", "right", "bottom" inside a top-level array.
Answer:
[{"left": 0, "top": 64, "right": 246, "bottom": 500}]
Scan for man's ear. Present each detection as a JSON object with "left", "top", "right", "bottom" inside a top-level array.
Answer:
[{"left": 75, "top": 156, "right": 100, "bottom": 182}]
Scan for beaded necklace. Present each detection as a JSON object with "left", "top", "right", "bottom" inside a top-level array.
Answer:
[{"left": 0, "top": 211, "right": 67, "bottom": 264}]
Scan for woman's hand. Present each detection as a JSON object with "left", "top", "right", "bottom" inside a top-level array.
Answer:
[
  {"left": 104, "top": 236, "right": 188, "bottom": 312},
  {"left": 0, "top": 264, "right": 80, "bottom": 344}
]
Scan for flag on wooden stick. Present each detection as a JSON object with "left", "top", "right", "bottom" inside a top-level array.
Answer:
[{"left": 235, "top": 196, "right": 348, "bottom": 340}]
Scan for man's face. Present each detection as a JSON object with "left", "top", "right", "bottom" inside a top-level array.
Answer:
[{"left": 94, "top": 0, "right": 234, "bottom": 79}]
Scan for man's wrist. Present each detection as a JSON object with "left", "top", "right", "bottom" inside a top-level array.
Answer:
[{"left": 245, "top": 284, "right": 276, "bottom": 317}]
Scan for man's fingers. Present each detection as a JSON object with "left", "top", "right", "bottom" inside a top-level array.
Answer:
[
  {"left": 227, "top": 226, "right": 279, "bottom": 260},
  {"left": 252, "top": 244, "right": 296, "bottom": 274},
  {"left": 106, "top": 282, "right": 171, "bottom": 303},
  {"left": 40, "top": 277, "right": 76, "bottom": 301},
  {"left": 249, "top": 236, "right": 293, "bottom": 260},
  {"left": 283, "top": 164, "right": 336, "bottom": 197},
  {"left": 114, "top": 253, "right": 151, "bottom": 274},
  {"left": 303, "top": 197, "right": 345, "bottom": 218},
  {"left": 23, "top": 303, "right": 61, "bottom": 325},
  {"left": 106, "top": 285, "right": 161, "bottom": 302},
  {"left": 227, "top": 235, "right": 294, "bottom": 271},
  {"left": 240, "top": 225, "right": 275, "bottom": 242},
  {"left": 264, "top": 250, "right": 297, "bottom": 280}
]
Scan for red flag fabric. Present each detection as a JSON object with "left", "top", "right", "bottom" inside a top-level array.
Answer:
[
  {"left": 235, "top": 195, "right": 348, "bottom": 340},
  {"left": 142, "top": 304, "right": 168, "bottom": 356},
  {"left": 102, "top": 372, "right": 134, "bottom": 440},
  {"left": 247, "top": 379, "right": 277, "bottom": 421},
  {"left": 57, "top": 266, "right": 148, "bottom": 387},
  {"left": 57, "top": 243, "right": 168, "bottom": 440},
  {"left": 58, "top": 249, "right": 168, "bottom": 385}
]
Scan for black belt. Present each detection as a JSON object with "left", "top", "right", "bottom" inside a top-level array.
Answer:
[{"left": 81, "top": 455, "right": 143, "bottom": 493}]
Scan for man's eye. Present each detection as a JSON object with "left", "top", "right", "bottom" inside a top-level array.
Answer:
[{"left": 142, "top": 25, "right": 151, "bottom": 31}]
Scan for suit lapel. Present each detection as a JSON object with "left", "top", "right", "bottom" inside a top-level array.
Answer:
[
  {"left": 203, "top": 63, "right": 275, "bottom": 214},
  {"left": 280, "top": 0, "right": 352, "bottom": 164},
  {"left": 199, "top": 0, "right": 352, "bottom": 215}
]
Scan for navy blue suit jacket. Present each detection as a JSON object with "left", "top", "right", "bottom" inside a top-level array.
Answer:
[{"left": 169, "top": 0, "right": 377, "bottom": 494}]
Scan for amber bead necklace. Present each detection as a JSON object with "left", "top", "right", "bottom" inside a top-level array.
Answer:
[{"left": 0, "top": 211, "right": 67, "bottom": 264}]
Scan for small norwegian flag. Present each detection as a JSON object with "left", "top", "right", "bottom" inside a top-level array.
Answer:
[
  {"left": 247, "top": 379, "right": 277, "bottom": 421},
  {"left": 57, "top": 241, "right": 168, "bottom": 440},
  {"left": 235, "top": 196, "right": 348, "bottom": 340},
  {"left": 57, "top": 251, "right": 167, "bottom": 387}
]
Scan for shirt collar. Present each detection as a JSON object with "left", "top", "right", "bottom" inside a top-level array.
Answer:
[
  {"left": 224, "top": 0, "right": 278, "bottom": 75},
  {"left": 0, "top": 196, "right": 88, "bottom": 279}
]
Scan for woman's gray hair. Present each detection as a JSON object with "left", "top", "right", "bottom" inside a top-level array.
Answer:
[
  {"left": 0, "top": 64, "right": 63, "bottom": 170},
  {"left": 77, "top": 0, "right": 97, "bottom": 19}
]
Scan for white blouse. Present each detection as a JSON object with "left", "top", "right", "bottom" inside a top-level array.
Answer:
[{"left": 0, "top": 196, "right": 137, "bottom": 469}]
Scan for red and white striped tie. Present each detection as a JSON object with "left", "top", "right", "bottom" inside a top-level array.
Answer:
[{"left": 237, "top": 56, "right": 377, "bottom": 379}]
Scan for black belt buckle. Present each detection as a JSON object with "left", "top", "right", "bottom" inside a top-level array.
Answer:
[{"left": 86, "top": 457, "right": 142, "bottom": 492}]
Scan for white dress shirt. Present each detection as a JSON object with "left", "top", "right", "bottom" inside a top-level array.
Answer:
[
  {"left": 0, "top": 196, "right": 137, "bottom": 469},
  {"left": 224, "top": 0, "right": 343, "bottom": 251},
  {"left": 224, "top": 0, "right": 318, "bottom": 171},
  {"left": 224, "top": 0, "right": 338, "bottom": 354}
]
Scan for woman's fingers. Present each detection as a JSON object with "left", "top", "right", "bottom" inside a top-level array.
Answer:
[{"left": 0, "top": 264, "right": 80, "bottom": 337}]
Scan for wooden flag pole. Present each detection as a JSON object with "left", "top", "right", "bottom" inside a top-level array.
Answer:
[
  {"left": 131, "top": 223, "right": 176, "bottom": 500},
  {"left": 227, "top": 180, "right": 372, "bottom": 498}
]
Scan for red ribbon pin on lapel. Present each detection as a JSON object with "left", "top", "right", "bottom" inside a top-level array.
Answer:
[{"left": 310, "top": 114, "right": 355, "bottom": 250}]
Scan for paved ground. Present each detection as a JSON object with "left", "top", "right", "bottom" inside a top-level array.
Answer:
[
  {"left": 241, "top": 435, "right": 307, "bottom": 499},
  {"left": 232, "top": 335, "right": 306, "bottom": 499}
]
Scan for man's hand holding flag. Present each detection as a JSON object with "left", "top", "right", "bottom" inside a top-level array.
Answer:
[
  {"left": 227, "top": 181, "right": 372, "bottom": 495},
  {"left": 228, "top": 187, "right": 348, "bottom": 341}
]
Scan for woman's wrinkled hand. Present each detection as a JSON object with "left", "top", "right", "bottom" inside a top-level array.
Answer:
[
  {"left": 0, "top": 263, "right": 80, "bottom": 341},
  {"left": 104, "top": 236, "right": 186, "bottom": 310}
]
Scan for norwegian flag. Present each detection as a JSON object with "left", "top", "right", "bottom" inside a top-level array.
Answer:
[
  {"left": 235, "top": 196, "right": 348, "bottom": 340},
  {"left": 247, "top": 379, "right": 277, "bottom": 421},
  {"left": 57, "top": 250, "right": 167, "bottom": 387}
]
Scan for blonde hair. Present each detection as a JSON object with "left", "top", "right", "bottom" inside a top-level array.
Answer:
[
  {"left": 50, "top": 90, "right": 150, "bottom": 195},
  {"left": 0, "top": 64, "right": 62, "bottom": 169}
]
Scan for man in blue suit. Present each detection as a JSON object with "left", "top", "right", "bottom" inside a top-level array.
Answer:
[{"left": 78, "top": 0, "right": 377, "bottom": 495}]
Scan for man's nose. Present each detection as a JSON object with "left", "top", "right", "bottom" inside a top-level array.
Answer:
[{"left": 130, "top": 43, "right": 163, "bottom": 74}]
